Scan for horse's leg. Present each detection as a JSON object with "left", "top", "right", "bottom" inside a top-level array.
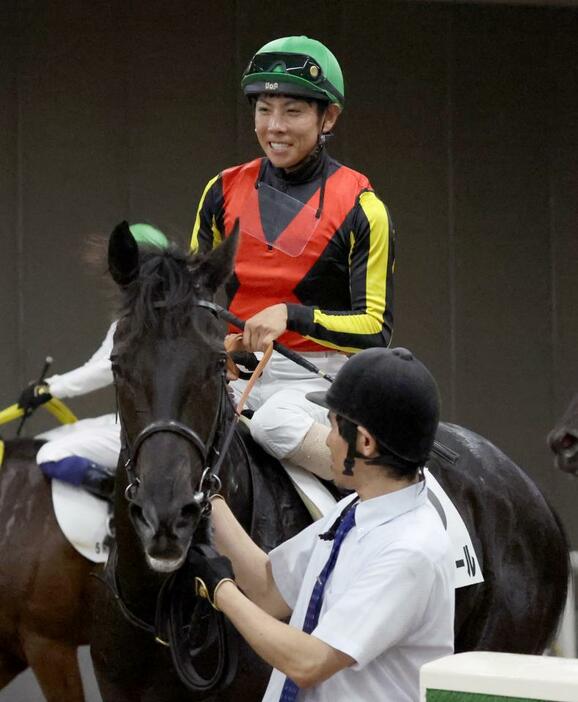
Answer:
[
  {"left": 0, "top": 650, "right": 26, "bottom": 690},
  {"left": 22, "top": 633, "right": 85, "bottom": 702}
]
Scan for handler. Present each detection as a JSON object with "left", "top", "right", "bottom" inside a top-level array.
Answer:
[
  {"left": 191, "top": 36, "right": 395, "bottom": 480},
  {"left": 18, "top": 224, "right": 168, "bottom": 499},
  {"left": 189, "top": 347, "right": 455, "bottom": 702}
]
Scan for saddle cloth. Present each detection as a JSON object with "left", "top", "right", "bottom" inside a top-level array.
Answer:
[
  {"left": 51, "top": 479, "right": 111, "bottom": 563},
  {"left": 280, "top": 461, "right": 483, "bottom": 589}
]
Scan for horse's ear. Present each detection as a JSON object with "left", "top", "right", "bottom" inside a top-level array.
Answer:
[
  {"left": 108, "top": 221, "right": 140, "bottom": 286},
  {"left": 196, "top": 219, "right": 239, "bottom": 294}
]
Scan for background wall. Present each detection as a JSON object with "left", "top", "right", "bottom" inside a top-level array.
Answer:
[{"left": 1, "top": 0, "right": 577, "bottom": 546}]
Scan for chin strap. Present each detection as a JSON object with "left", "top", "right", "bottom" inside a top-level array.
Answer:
[{"left": 339, "top": 418, "right": 359, "bottom": 476}]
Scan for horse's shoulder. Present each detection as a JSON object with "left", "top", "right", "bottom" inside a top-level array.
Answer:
[{"left": 232, "top": 422, "right": 312, "bottom": 550}]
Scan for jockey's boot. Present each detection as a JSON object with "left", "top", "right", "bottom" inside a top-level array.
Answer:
[{"left": 80, "top": 462, "right": 116, "bottom": 501}]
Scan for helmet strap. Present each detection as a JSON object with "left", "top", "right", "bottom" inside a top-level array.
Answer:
[
  {"left": 340, "top": 418, "right": 359, "bottom": 476},
  {"left": 318, "top": 108, "right": 332, "bottom": 147}
]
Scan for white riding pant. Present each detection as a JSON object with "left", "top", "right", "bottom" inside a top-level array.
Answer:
[
  {"left": 229, "top": 350, "right": 347, "bottom": 459},
  {"left": 36, "top": 413, "right": 121, "bottom": 470}
]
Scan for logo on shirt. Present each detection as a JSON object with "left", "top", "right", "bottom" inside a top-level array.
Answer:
[{"left": 265, "top": 82, "right": 279, "bottom": 91}]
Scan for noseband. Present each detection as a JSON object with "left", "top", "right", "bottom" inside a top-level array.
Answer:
[{"left": 119, "top": 299, "right": 230, "bottom": 510}]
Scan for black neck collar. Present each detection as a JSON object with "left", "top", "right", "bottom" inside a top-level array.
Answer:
[{"left": 268, "top": 145, "right": 328, "bottom": 185}]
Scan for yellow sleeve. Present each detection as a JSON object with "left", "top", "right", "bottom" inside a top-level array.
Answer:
[{"left": 190, "top": 174, "right": 224, "bottom": 253}]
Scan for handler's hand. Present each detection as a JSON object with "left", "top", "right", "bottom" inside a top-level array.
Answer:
[
  {"left": 189, "top": 544, "right": 236, "bottom": 611},
  {"left": 243, "top": 304, "right": 288, "bottom": 352}
]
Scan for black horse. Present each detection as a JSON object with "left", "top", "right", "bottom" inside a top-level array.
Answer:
[
  {"left": 91, "top": 222, "right": 568, "bottom": 701},
  {"left": 549, "top": 392, "right": 578, "bottom": 475}
]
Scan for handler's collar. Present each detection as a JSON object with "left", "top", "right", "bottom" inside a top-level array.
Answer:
[{"left": 354, "top": 479, "right": 428, "bottom": 539}]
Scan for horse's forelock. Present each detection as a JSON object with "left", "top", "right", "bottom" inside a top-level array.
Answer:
[{"left": 118, "top": 247, "right": 204, "bottom": 343}]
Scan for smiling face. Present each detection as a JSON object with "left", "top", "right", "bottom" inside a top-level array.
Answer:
[{"left": 254, "top": 95, "right": 339, "bottom": 170}]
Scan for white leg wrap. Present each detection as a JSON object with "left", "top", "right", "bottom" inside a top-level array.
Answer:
[{"left": 286, "top": 422, "right": 332, "bottom": 480}]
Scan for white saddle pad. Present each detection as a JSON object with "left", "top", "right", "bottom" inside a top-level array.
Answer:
[
  {"left": 280, "top": 462, "right": 483, "bottom": 590},
  {"left": 424, "top": 468, "right": 484, "bottom": 588},
  {"left": 51, "top": 479, "right": 111, "bottom": 563}
]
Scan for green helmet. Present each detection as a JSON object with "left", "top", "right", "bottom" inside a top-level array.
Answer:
[
  {"left": 241, "top": 35, "right": 344, "bottom": 108},
  {"left": 129, "top": 223, "right": 169, "bottom": 250}
]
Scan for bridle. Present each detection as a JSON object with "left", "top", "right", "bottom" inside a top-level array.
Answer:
[{"left": 118, "top": 299, "right": 233, "bottom": 513}]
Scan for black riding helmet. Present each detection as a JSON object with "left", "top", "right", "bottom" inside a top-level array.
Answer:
[{"left": 307, "top": 347, "right": 440, "bottom": 475}]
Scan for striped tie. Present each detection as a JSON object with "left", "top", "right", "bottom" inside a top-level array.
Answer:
[{"left": 279, "top": 504, "right": 357, "bottom": 701}]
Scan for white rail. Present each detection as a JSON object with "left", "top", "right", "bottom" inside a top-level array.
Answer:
[{"left": 555, "top": 551, "right": 578, "bottom": 658}]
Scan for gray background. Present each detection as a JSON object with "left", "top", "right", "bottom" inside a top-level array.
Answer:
[{"left": 1, "top": 0, "right": 577, "bottom": 697}]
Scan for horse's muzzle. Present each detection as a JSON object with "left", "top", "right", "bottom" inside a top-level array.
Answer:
[{"left": 130, "top": 499, "right": 203, "bottom": 573}]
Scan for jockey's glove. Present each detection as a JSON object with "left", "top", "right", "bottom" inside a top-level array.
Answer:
[
  {"left": 188, "top": 543, "right": 235, "bottom": 611},
  {"left": 18, "top": 382, "right": 52, "bottom": 411}
]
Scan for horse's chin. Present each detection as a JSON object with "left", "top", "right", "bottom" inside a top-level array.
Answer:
[
  {"left": 144, "top": 534, "right": 193, "bottom": 573},
  {"left": 146, "top": 552, "right": 188, "bottom": 573}
]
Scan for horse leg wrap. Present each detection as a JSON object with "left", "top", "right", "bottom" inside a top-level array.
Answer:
[{"left": 286, "top": 422, "right": 332, "bottom": 480}]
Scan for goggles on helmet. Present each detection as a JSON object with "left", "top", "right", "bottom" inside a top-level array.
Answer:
[{"left": 243, "top": 52, "right": 344, "bottom": 105}]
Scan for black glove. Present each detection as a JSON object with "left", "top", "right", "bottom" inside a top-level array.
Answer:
[
  {"left": 17, "top": 382, "right": 52, "bottom": 411},
  {"left": 188, "top": 544, "right": 235, "bottom": 611}
]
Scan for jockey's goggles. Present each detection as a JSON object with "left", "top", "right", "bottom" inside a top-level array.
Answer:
[{"left": 242, "top": 52, "right": 344, "bottom": 105}]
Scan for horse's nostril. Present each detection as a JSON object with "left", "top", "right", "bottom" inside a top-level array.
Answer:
[
  {"left": 175, "top": 503, "right": 200, "bottom": 530},
  {"left": 560, "top": 433, "right": 577, "bottom": 451},
  {"left": 130, "top": 503, "right": 152, "bottom": 530}
]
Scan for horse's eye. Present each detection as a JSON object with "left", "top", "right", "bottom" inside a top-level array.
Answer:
[{"left": 217, "top": 356, "right": 227, "bottom": 372}]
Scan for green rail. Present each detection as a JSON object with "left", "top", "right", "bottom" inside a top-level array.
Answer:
[{"left": 427, "top": 691, "right": 550, "bottom": 702}]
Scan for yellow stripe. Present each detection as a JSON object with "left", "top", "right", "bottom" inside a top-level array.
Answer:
[
  {"left": 303, "top": 336, "right": 364, "bottom": 354},
  {"left": 0, "top": 404, "right": 24, "bottom": 425},
  {"left": 312, "top": 190, "right": 390, "bottom": 337},
  {"left": 0, "top": 440, "right": 4, "bottom": 467},
  {"left": 45, "top": 398, "right": 77, "bottom": 424},
  {"left": 190, "top": 174, "right": 222, "bottom": 252}
]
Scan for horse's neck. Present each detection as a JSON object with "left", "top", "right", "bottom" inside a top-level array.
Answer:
[{"left": 220, "top": 429, "right": 254, "bottom": 534}]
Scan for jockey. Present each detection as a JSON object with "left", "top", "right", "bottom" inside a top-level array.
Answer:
[
  {"left": 21, "top": 224, "right": 169, "bottom": 500},
  {"left": 191, "top": 36, "right": 395, "bottom": 479}
]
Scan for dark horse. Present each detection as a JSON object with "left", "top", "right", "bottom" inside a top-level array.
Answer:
[
  {"left": 91, "top": 222, "right": 568, "bottom": 701},
  {"left": 549, "top": 392, "right": 578, "bottom": 474},
  {"left": 0, "top": 438, "right": 95, "bottom": 701}
]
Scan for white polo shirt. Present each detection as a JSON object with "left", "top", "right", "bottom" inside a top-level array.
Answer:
[{"left": 263, "top": 478, "right": 455, "bottom": 702}]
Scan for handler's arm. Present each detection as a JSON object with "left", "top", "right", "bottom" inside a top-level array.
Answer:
[
  {"left": 210, "top": 497, "right": 290, "bottom": 619},
  {"left": 215, "top": 581, "right": 355, "bottom": 689}
]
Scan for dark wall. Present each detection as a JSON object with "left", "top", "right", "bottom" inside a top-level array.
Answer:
[{"left": 2, "top": 0, "right": 577, "bottom": 544}]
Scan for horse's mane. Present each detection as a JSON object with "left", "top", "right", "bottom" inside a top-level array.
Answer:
[{"left": 117, "top": 245, "right": 203, "bottom": 344}]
